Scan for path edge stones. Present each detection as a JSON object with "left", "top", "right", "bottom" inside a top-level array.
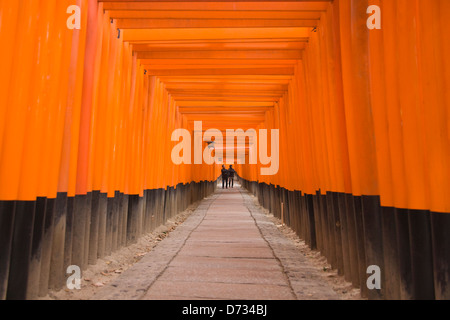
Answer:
[
  {"left": 240, "top": 189, "right": 340, "bottom": 300},
  {"left": 91, "top": 194, "right": 219, "bottom": 300}
]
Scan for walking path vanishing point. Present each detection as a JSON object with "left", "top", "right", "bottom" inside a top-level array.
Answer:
[{"left": 93, "top": 184, "right": 339, "bottom": 300}]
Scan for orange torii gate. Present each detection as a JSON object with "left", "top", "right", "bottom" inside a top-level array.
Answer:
[{"left": 0, "top": 0, "right": 449, "bottom": 301}]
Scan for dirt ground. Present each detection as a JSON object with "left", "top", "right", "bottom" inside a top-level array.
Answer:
[
  {"left": 40, "top": 201, "right": 202, "bottom": 300},
  {"left": 258, "top": 206, "right": 363, "bottom": 300},
  {"left": 41, "top": 192, "right": 362, "bottom": 300}
]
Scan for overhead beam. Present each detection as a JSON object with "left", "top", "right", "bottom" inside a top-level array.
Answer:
[
  {"left": 161, "top": 79, "right": 290, "bottom": 85},
  {"left": 158, "top": 75, "right": 293, "bottom": 80},
  {"left": 138, "top": 50, "right": 302, "bottom": 60},
  {"left": 132, "top": 41, "right": 307, "bottom": 51},
  {"left": 178, "top": 109, "right": 270, "bottom": 115},
  {"left": 144, "top": 65, "right": 295, "bottom": 71},
  {"left": 165, "top": 83, "right": 288, "bottom": 91},
  {"left": 139, "top": 58, "right": 297, "bottom": 65},
  {"left": 172, "top": 93, "right": 283, "bottom": 98},
  {"left": 109, "top": 10, "right": 323, "bottom": 20},
  {"left": 145, "top": 67, "right": 295, "bottom": 76},
  {"left": 101, "top": 1, "right": 330, "bottom": 12},
  {"left": 123, "top": 27, "right": 312, "bottom": 41},
  {"left": 117, "top": 19, "right": 319, "bottom": 29},
  {"left": 173, "top": 96, "right": 281, "bottom": 101},
  {"left": 176, "top": 101, "right": 274, "bottom": 107}
]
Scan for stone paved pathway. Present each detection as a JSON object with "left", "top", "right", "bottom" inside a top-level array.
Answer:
[{"left": 92, "top": 184, "right": 339, "bottom": 300}]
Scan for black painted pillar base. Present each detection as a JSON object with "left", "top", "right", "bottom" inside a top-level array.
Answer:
[
  {"left": 83, "top": 192, "right": 92, "bottom": 271},
  {"left": 63, "top": 196, "right": 74, "bottom": 291},
  {"left": 306, "top": 194, "right": 317, "bottom": 251},
  {"left": 345, "top": 193, "right": 360, "bottom": 288},
  {"left": 0, "top": 201, "right": 15, "bottom": 299},
  {"left": 112, "top": 192, "right": 123, "bottom": 251},
  {"left": 337, "top": 192, "right": 350, "bottom": 282},
  {"left": 395, "top": 208, "right": 413, "bottom": 300},
  {"left": 430, "top": 211, "right": 450, "bottom": 300},
  {"left": 49, "top": 192, "right": 67, "bottom": 291},
  {"left": 120, "top": 194, "right": 129, "bottom": 248},
  {"left": 6, "top": 201, "right": 36, "bottom": 300},
  {"left": 88, "top": 191, "right": 101, "bottom": 265},
  {"left": 361, "top": 195, "right": 384, "bottom": 300},
  {"left": 353, "top": 196, "right": 368, "bottom": 298},
  {"left": 96, "top": 193, "right": 107, "bottom": 259},
  {"left": 321, "top": 192, "right": 334, "bottom": 268},
  {"left": 408, "top": 209, "right": 435, "bottom": 300},
  {"left": 71, "top": 195, "right": 87, "bottom": 271},
  {"left": 330, "top": 192, "right": 344, "bottom": 276},
  {"left": 312, "top": 193, "right": 323, "bottom": 255},
  {"left": 127, "top": 195, "right": 140, "bottom": 246},
  {"left": 380, "top": 206, "right": 401, "bottom": 299},
  {"left": 38, "top": 197, "right": 56, "bottom": 297},
  {"left": 28, "top": 197, "right": 47, "bottom": 299}
]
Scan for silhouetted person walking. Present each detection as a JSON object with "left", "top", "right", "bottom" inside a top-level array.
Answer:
[
  {"left": 228, "top": 165, "right": 236, "bottom": 188},
  {"left": 221, "top": 165, "right": 229, "bottom": 189}
]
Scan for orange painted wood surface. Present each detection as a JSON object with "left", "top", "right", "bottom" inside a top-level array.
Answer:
[{"left": 0, "top": 0, "right": 448, "bottom": 213}]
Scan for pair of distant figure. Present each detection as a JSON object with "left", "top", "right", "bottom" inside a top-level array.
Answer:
[{"left": 221, "top": 165, "right": 236, "bottom": 189}]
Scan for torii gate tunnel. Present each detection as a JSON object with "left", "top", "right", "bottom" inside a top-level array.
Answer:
[{"left": 0, "top": 0, "right": 449, "bottom": 300}]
